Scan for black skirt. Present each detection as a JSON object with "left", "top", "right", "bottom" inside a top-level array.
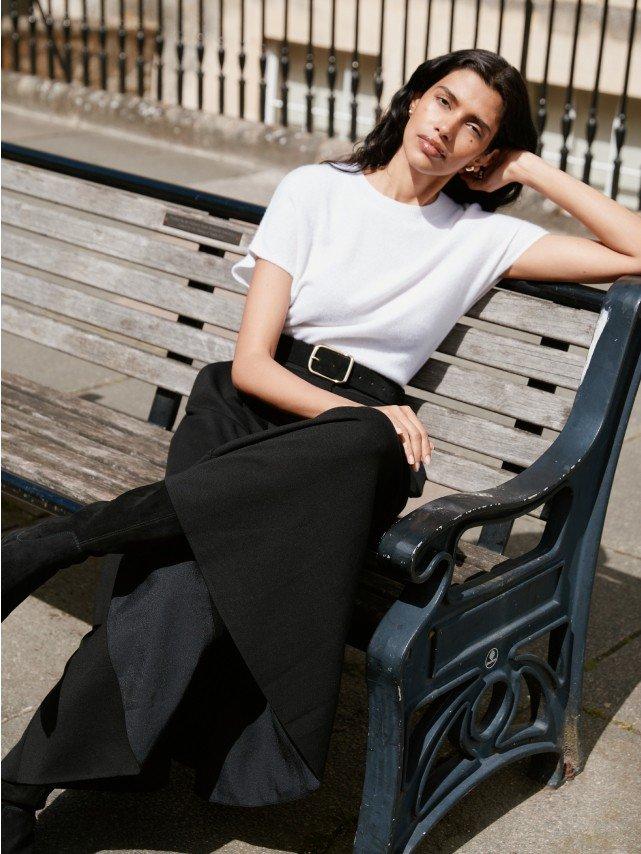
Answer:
[{"left": 2, "top": 354, "right": 421, "bottom": 806}]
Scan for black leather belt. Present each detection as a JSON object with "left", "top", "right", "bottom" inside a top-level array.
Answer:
[{"left": 274, "top": 333, "right": 405, "bottom": 405}]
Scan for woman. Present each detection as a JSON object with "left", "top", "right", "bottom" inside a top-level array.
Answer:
[{"left": 2, "top": 48, "right": 640, "bottom": 852}]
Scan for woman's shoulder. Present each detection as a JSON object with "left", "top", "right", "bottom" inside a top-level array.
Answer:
[
  {"left": 279, "top": 161, "right": 357, "bottom": 195},
  {"left": 455, "top": 200, "right": 547, "bottom": 234},
  {"left": 452, "top": 200, "right": 550, "bottom": 266}
]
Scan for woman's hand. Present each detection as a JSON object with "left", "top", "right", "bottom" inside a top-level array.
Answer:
[
  {"left": 373, "top": 404, "right": 435, "bottom": 471},
  {"left": 459, "top": 148, "right": 527, "bottom": 193}
]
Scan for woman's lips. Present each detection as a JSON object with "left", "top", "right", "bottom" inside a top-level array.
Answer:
[{"left": 418, "top": 135, "right": 446, "bottom": 159}]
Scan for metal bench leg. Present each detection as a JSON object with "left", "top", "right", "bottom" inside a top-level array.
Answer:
[
  {"left": 353, "top": 650, "right": 406, "bottom": 853},
  {"left": 529, "top": 354, "right": 641, "bottom": 789},
  {"left": 354, "top": 576, "right": 452, "bottom": 854}
]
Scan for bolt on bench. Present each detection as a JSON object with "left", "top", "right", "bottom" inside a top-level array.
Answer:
[{"left": 2, "top": 142, "right": 640, "bottom": 854}]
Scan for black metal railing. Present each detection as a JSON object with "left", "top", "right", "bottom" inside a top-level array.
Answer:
[{"left": 2, "top": 0, "right": 639, "bottom": 207}]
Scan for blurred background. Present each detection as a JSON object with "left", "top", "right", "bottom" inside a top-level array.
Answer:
[{"left": 2, "top": 0, "right": 640, "bottom": 206}]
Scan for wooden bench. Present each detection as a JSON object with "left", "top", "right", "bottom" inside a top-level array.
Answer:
[{"left": 2, "top": 142, "right": 640, "bottom": 854}]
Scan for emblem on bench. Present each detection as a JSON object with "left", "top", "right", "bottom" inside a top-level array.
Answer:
[{"left": 485, "top": 647, "right": 499, "bottom": 669}]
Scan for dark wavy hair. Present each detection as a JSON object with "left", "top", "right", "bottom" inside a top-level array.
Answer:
[{"left": 320, "top": 48, "right": 537, "bottom": 212}]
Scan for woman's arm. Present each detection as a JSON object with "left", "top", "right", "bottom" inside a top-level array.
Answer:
[
  {"left": 231, "top": 258, "right": 434, "bottom": 469},
  {"left": 469, "top": 150, "right": 641, "bottom": 283},
  {"left": 231, "top": 258, "right": 363, "bottom": 420}
]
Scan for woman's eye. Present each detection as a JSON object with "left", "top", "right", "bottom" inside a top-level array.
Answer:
[
  {"left": 437, "top": 96, "right": 449, "bottom": 107},
  {"left": 469, "top": 124, "right": 481, "bottom": 137}
]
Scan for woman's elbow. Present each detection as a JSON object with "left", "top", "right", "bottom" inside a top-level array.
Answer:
[
  {"left": 230, "top": 358, "right": 250, "bottom": 392},
  {"left": 231, "top": 352, "right": 269, "bottom": 393}
]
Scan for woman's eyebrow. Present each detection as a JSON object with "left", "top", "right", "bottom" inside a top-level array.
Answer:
[{"left": 436, "top": 85, "right": 491, "bottom": 134}]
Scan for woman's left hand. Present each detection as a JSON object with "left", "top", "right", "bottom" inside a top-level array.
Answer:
[{"left": 459, "top": 149, "right": 527, "bottom": 193}]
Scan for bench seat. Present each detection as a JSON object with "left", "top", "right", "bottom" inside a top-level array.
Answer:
[
  {"left": 5, "top": 144, "right": 640, "bottom": 853},
  {"left": 2, "top": 370, "right": 495, "bottom": 648},
  {"left": 2, "top": 371, "right": 170, "bottom": 506}
]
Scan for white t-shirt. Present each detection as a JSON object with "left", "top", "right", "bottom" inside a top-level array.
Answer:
[{"left": 230, "top": 162, "right": 549, "bottom": 386}]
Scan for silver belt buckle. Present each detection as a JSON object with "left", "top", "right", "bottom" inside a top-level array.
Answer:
[{"left": 307, "top": 344, "right": 355, "bottom": 384}]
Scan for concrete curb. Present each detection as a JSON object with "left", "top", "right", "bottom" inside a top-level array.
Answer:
[{"left": 1, "top": 71, "right": 354, "bottom": 168}]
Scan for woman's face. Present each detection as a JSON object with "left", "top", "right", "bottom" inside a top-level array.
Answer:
[{"left": 405, "top": 68, "right": 504, "bottom": 177}]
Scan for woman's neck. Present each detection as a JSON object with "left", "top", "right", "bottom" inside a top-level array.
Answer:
[{"left": 363, "top": 153, "right": 450, "bottom": 206}]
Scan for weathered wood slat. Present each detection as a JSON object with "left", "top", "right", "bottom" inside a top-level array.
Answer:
[
  {"left": 4, "top": 386, "right": 171, "bottom": 468},
  {"left": 410, "top": 395, "right": 553, "bottom": 467},
  {"left": 433, "top": 323, "right": 586, "bottom": 389},
  {"left": 4, "top": 273, "right": 554, "bottom": 468},
  {"left": 2, "top": 429, "right": 159, "bottom": 504},
  {"left": 2, "top": 401, "right": 167, "bottom": 483},
  {"left": 407, "top": 359, "right": 572, "bottom": 431},
  {"left": 3, "top": 268, "right": 236, "bottom": 365},
  {"left": 2, "top": 160, "right": 252, "bottom": 254},
  {"left": 1, "top": 159, "right": 212, "bottom": 228},
  {"left": 465, "top": 288, "right": 597, "bottom": 347},
  {"left": 4, "top": 375, "right": 542, "bottom": 521},
  {"left": 453, "top": 540, "right": 504, "bottom": 574},
  {"left": 2, "top": 194, "right": 245, "bottom": 295},
  {"left": 423, "top": 448, "right": 507, "bottom": 493},
  {"left": 2, "top": 303, "right": 200, "bottom": 395},
  {"left": 2, "top": 422, "right": 161, "bottom": 494},
  {"left": 2, "top": 412, "right": 164, "bottom": 494},
  {"left": 2, "top": 372, "right": 174, "bottom": 447},
  {"left": 3, "top": 230, "right": 244, "bottom": 331}
]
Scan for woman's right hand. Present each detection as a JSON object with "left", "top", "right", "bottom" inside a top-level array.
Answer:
[{"left": 373, "top": 405, "right": 435, "bottom": 471}]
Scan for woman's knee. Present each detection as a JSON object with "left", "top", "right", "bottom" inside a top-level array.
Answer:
[{"left": 349, "top": 406, "right": 401, "bottom": 458}]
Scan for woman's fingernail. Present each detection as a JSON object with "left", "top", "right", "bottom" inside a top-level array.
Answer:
[
  {"left": 408, "top": 455, "right": 414, "bottom": 464},
  {"left": 424, "top": 455, "right": 431, "bottom": 465}
]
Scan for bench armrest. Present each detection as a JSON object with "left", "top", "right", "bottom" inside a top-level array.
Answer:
[{"left": 378, "top": 276, "right": 641, "bottom": 583}]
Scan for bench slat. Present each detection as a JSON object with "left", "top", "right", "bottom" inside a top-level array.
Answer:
[
  {"left": 2, "top": 371, "right": 173, "bottom": 448},
  {"left": 1, "top": 160, "right": 213, "bottom": 228},
  {"left": 2, "top": 411, "right": 165, "bottom": 493},
  {"left": 423, "top": 448, "right": 508, "bottom": 492},
  {"left": 408, "top": 360, "right": 572, "bottom": 431},
  {"left": 161, "top": 211, "right": 245, "bottom": 249},
  {"left": 464, "top": 288, "right": 597, "bottom": 347},
  {"left": 2, "top": 193, "right": 245, "bottom": 295},
  {"left": 3, "top": 230, "right": 244, "bottom": 331},
  {"left": 432, "top": 323, "right": 586, "bottom": 390},
  {"left": 411, "top": 395, "right": 553, "bottom": 467},
  {"left": 3, "top": 269, "right": 236, "bottom": 365},
  {"left": 2, "top": 303, "right": 199, "bottom": 395},
  {"left": 4, "top": 272, "right": 554, "bottom": 467},
  {"left": 3, "top": 390, "right": 170, "bottom": 471},
  {"left": 3, "top": 160, "right": 250, "bottom": 256},
  {"left": 1, "top": 304, "right": 533, "bottom": 498},
  {"left": 2, "top": 426, "right": 162, "bottom": 501}
]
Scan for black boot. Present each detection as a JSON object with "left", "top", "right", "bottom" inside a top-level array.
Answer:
[
  {"left": 1, "top": 780, "right": 51, "bottom": 854},
  {"left": 2, "top": 480, "right": 184, "bottom": 621}
]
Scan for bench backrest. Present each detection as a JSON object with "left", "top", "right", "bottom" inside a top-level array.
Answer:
[{"left": 1, "top": 153, "right": 603, "bottom": 511}]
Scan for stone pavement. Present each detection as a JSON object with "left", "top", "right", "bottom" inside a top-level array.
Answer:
[{"left": 2, "top": 104, "right": 640, "bottom": 853}]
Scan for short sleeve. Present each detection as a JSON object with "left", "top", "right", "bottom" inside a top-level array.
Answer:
[
  {"left": 490, "top": 214, "right": 550, "bottom": 282},
  {"left": 458, "top": 207, "right": 551, "bottom": 311},
  {"left": 230, "top": 174, "right": 298, "bottom": 289}
]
